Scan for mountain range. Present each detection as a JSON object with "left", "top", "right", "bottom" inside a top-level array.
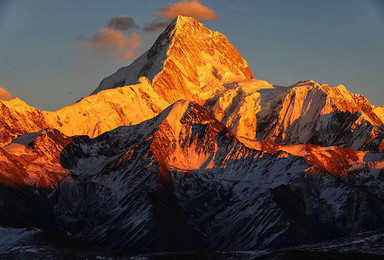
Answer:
[{"left": 0, "top": 16, "right": 384, "bottom": 258}]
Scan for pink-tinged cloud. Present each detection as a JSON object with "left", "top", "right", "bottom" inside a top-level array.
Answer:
[
  {"left": 145, "top": 0, "right": 218, "bottom": 31},
  {"left": 0, "top": 87, "right": 12, "bottom": 101},
  {"left": 80, "top": 29, "right": 141, "bottom": 62},
  {"left": 157, "top": 0, "right": 218, "bottom": 21}
]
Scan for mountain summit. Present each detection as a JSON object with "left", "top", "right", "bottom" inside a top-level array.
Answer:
[{"left": 92, "top": 16, "right": 254, "bottom": 103}]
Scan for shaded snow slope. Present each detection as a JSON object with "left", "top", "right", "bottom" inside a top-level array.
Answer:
[{"left": 55, "top": 101, "right": 384, "bottom": 251}]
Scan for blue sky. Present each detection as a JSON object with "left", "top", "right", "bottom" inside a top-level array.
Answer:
[{"left": 0, "top": 0, "right": 383, "bottom": 110}]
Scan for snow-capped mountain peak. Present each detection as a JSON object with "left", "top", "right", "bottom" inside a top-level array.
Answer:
[{"left": 92, "top": 15, "right": 253, "bottom": 104}]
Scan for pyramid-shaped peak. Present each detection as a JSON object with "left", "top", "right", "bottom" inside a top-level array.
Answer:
[{"left": 92, "top": 16, "right": 254, "bottom": 102}]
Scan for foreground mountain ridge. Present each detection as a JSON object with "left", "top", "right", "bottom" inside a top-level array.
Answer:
[{"left": 0, "top": 100, "right": 383, "bottom": 254}]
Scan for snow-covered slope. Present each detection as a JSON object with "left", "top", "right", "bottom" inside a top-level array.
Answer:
[
  {"left": 254, "top": 81, "right": 384, "bottom": 150},
  {"left": 0, "top": 78, "right": 169, "bottom": 145},
  {"left": 204, "top": 79, "right": 282, "bottom": 139},
  {"left": 45, "top": 77, "right": 169, "bottom": 137},
  {"left": 204, "top": 79, "right": 384, "bottom": 150}
]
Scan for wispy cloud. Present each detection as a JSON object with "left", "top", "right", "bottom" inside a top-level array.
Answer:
[
  {"left": 77, "top": 15, "right": 141, "bottom": 63},
  {"left": 144, "top": 0, "right": 218, "bottom": 32},
  {"left": 78, "top": 29, "right": 141, "bottom": 62},
  {"left": 157, "top": 0, "right": 218, "bottom": 21},
  {"left": 0, "top": 87, "right": 12, "bottom": 101},
  {"left": 107, "top": 15, "right": 138, "bottom": 32}
]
